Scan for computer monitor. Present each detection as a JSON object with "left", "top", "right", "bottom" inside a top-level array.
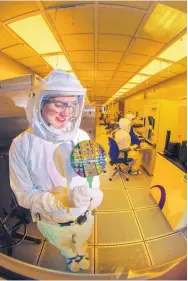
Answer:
[
  {"left": 148, "top": 129, "right": 152, "bottom": 140},
  {"left": 148, "top": 116, "right": 153, "bottom": 126}
]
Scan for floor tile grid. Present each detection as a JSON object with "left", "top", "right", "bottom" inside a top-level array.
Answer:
[
  {"left": 120, "top": 173, "right": 187, "bottom": 240},
  {"left": 119, "top": 174, "right": 154, "bottom": 267},
  {"left": 93, "top": 212, "right": 97, "bottom": 275},
  {"left": 36, "top": 239, "right": 47, "bottom": 266},
  {"left": 120, "top": 174, "right": 187, "bottom": 269}
]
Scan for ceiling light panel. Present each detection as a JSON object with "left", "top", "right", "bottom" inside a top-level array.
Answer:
[
  {"left": 128, "top": 74, "right": 150, "bottom": 84},
  {"left": 158, "top": 34, "right": 187, "bottom": 62},
  {"left": 138, "top": 3, "right": 187, "bottom": 43},
  {"left": 43, "top": 54, "right": 72, "bottom": 71},
  {"left": 8, "top": 14, "right": 61, "bottom": 54},
  {"left": 139, "top": 59, "right": 172, "bottom": 75}
]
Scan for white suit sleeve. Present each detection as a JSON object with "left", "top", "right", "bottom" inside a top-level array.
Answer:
[{"left": 9, "top": 141, "right": 62, "bottom": 214}]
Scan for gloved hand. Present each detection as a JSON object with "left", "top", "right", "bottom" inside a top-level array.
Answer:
[
  {"left": 72, "top": 186, "right": 92, "bottom": 208},
  {"left": 88, "top": 188, "right": 103, "bottom": 211},
  {"left": 51, "top": 186, "right": 73, "bottom": 208}
]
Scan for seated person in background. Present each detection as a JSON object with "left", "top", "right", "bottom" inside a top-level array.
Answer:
[
  {"left": 105, "top": 114, "right": 111, "bottom": 129},
  {"left": 113, "top": 118, "right": 142, "bottom": 175},
  {"left": 125, "top": 113, "right": 144, "bottom": 145}
]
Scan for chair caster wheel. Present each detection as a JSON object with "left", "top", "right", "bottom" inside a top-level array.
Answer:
[
  {"left": 126, "top": 178, "right": 129, "bottom": 181},
  {"left": 103, "top": 170, "right": 106, "bottom": 173},
  {"left": 109, "top": 178, "right": 112, "bottom": 181}
]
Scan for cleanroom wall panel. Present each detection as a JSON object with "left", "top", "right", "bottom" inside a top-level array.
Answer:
[{"left": 124, "top": 72, "right": 187, "bottom": 116}]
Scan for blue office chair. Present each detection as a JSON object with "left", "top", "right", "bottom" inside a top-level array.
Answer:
[{"left": 108, "top": 137, "right": 133, "bottom": 181}]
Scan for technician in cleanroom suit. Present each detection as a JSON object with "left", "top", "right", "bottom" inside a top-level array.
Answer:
[
  {"left": 125, "top": 113, "right": 143, "bottom": 146},
  {"left": 9, "top": 69, "right": 103, "bottom": 273},
  {"left": 114, "top": 118, "right": 142, "bottom": 175}
]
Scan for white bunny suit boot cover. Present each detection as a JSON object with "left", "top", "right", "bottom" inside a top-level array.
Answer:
[{"left": 9, "top": 70, "right": 103, "bottom": 272}]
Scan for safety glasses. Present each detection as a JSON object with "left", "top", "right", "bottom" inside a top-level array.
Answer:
[{"left": 44, "top": 99, "right": 78, "bottom": 113}]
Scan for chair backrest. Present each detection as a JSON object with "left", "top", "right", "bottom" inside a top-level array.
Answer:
[
  {"left": 0, "top": 147, "right": 32, "bottom": 220},
  {"left": 0, "top": 147, "right": 15, "bottom": 216},
  {"left": 108, "top": 137, "right": 120, "bottom": 161}
]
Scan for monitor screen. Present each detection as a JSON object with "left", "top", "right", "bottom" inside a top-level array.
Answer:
[
  {"left": 152, "top": 118, "right": 155, "bottom": 130},
  {"left": 148, "top": 129, "right": 152, "bottom": 140},
  {"left": 148, "top": 116, "right": 153, "bottom": 126}
]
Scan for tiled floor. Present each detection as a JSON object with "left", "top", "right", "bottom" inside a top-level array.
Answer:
[{"left": 1, "top": 126, "right": 187, "bottom": 277}]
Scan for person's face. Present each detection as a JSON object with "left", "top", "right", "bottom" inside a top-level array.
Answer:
[{"left": 41, "top": 96, "right": 77, "bottom": 129}]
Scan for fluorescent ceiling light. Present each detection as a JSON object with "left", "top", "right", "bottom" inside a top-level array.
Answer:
[
  {"left": 139, "top": 59, "right": 172, "bottom": 76},
  {"left": 123, "top": 83, "right": 136, "bottom": 89},
  {"left": 114, "top": 92, "right": 124, "bottom": 96},
  {"left": 129, "top": 74, "right": 150, "bottom": 84},
  {"left": 8, "top": 15, "right": 61, "bottom": 54},
  {"left": 43, "top": 54, "right": 72, "bottom": 71},
  {"left": 158, "top": 34, "right": 187, "bottom": 62}
]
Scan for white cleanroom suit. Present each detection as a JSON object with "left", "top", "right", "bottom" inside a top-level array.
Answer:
[
  {"left": 114, "top": 118, "right": 142, "bottom": 174},
  {"left": 9, "top": 69, "right": 103, "bottom": 272}
]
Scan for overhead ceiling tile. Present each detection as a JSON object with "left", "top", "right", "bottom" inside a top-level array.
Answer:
[
  {"left": 18, "top": 56, "right": 46, "bottom": 68},
  {"left": 160, "top": 1, "right": 187, "bottom": 14},
  {"left": 68, "top": 51, "right": 94, "bottom": 62},
  {"left": 115, "top": 71, "right": 134, "bottom": 78},
  {"left": 137, "top": 3, "right": 187, "bottom": 43},
  {"left": 96, "top": 70, "right": 114, "bottom": 77},
  {"left": 99, "top": 7, "right": 144, "bottom": 36},
  {"left": 2, "top": 44, "right": 36, "bottom": 60},
  {"left": 98, "top": 63, "right": 118, "bottom": 71},
  {"left": 113, "top": 77, "right": 129, "bottom": 82},
  {"left": 109, "top": 81, "right": 124, "bottom": 86},
  {"left": 146, "top": 76, "right": 166, "bottom": 85},
  {"left": 177, "top": 57, "right": 187, "bottom": 66},
  {"left": 129, "top": 38, "right": 165, "bottom": 56},
  {"left": 47, "top": 6, "right": 94, "bottom": 35},
  {"left": 77, "top": 70, "right": 94, "bottom": 77},
  {"left": 155, "top": 69, "right": 177, "bottom": 79},
  {"left": 96, "top": 77, "right": 112, "bottom": 81},
  {"left": 42, "top": 1, "right": 94, "bottom": 8},
  {"left": 118, "top": 64, "right": 141, "bottom": 72},
  {"left": 98, "top": 51, "right": 123, "bottom": 63},
  {"left": 73, "top": 62, "right": 94, "bottom": 71},
  {"left": 99, "top": 1, "right": 151, "bottom": 10},
  {"left": 169, "top": 63, "right": 187, "bottom": 74},
  {"left": 98, "top": 34, "right": 131, "bottom": 52},
  {"left": 0, "top": 2, "right": 39, "bottom": 22},
  {"left": 0, "top": 26, "right": 21, "bottom": 50},
  {"left": 123, "top": 53, "right": 151, "bottom": 66},
  {"left": 61, "top": 34, "right": 94, "bottom": 51},
  {"left": 96, "top": 78, "right": 112, "bottom": 83},
  {"left": 31, "top": 65, "right": 53, "bottom": 74}
]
